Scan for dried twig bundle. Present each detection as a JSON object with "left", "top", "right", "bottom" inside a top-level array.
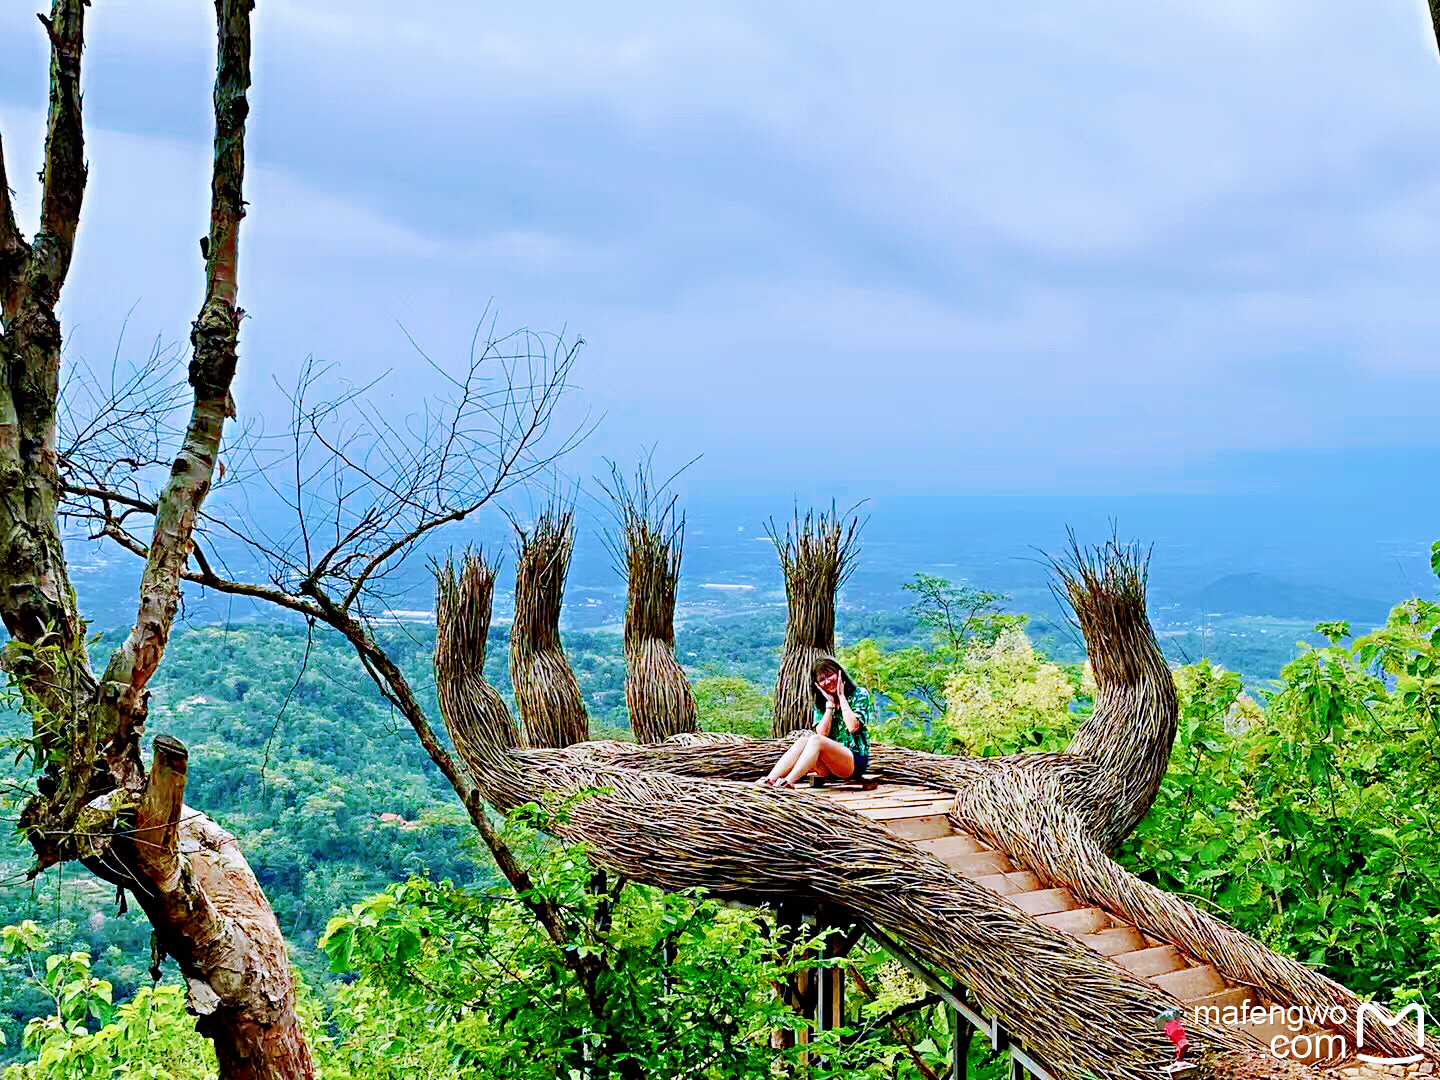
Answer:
[
  {"left": 435, "top": 551, "right": 518, "bottom": 772},
  {"left": 510, "top": 505, "right": 589, "bottom": 748},
  {"left": 767, "top": 504, "right": 862, "bottom": 735},
  {"left": 433, "top": 533, "right": 1424, "bottom": 1079},
  {"left": 600, "top": 461, "right": 697, "bottom": 743},
  {"left": 1051, "top": 534, "right": 1177, "bottom": 850}
]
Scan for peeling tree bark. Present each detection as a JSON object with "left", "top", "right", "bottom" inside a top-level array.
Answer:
[{"left": 0, "top": 4, "right": 313, "bottom": 1077}]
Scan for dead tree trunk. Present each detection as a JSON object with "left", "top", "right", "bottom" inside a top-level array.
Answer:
[
  {"left": 768, "top": 506, "right": 861, "bottom": 736},
  {"left": 0, "top": 4, "right": 312, "bottom": 1077}
]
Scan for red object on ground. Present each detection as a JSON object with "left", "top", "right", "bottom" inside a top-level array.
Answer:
[{"left": 1164, "top": 1018, "right": 1191, "bottom": 1062}]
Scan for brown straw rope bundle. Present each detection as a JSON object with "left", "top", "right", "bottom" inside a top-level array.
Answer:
[
  {"left": 767, "top": 505, "right": 862, "bottom": 736},
  {"left": 1053, "top": 536, "right": 1180, "bottom": 851},
  {"left": 510, "top": 505, "right": 589, "bottom": 749},
  {"left": 950, "top": 781, "right": 1424, "bottom": 1063},
  {"left": 434, "top": 537, "right": 1430, "bottom": 1076},
  {"left": 435, "top": 552, "right": 519, "bottom": 763},
  {"left": 600, "top": 462, "right": 698, "bottom": 743},
  {"left": 432, "top": 553, "right": 1288, "bottom": 1080}
]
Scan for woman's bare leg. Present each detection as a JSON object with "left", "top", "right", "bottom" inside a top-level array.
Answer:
[
  {"left": 782, "top": 736, "right": 854, "bottom": 786},
  {"left": 764, "top": 734, "right": 811, "bottom": 782}
]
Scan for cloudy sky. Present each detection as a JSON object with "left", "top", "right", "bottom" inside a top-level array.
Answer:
[{"left": 2, "top": 0, "right": 1439, "bottom": 498}]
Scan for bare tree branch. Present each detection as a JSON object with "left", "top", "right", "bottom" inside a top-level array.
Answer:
[
  {"left": 97, "top": 0, "right": 252, "bottom": 771},
  {"left": 68, "top": 317, "right": 590, "bottom": 645},
  {"left": 0, "top": 130, "right": 28, "bottom": 286},
  {"left": 33, "top": 0, "right": 88, "bottom": 301},
  {"left": 64, "top": 485, "right": 157, "bottom": 515}
]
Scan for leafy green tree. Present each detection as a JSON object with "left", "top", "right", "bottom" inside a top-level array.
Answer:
[
  {"left": 0, "top": 920, "right": 216, "bottom": 1080},
  {"left": 1122, "top": 577, "right": 1440, "bottom": 1004},
  {"left": 317, "top": 802, "right": 922, "bottom": 1079},
  {"left": 901, "top": 574, "right": 1010, "bottom": 653},
  {"left": 843, "top": 576, "right": 1029, "bottom": 745},
  {"left": 940, "top": 628, "right": 1088, "bottom": 756}
]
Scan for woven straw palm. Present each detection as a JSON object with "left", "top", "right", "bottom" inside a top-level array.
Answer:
[
  {"left": 436, "top": 552, "right": 520, "bottom": 759},
  {"left": 767, "top": 505, "right": 861, "bottom": 736},
  {"left": 434, "top": 544, "right": 1430, "bottom": 1077},
  {"left": 510, "top": 505, "right": 589, "bottom": 749},
  {"left": 601, "top": 463, "right": 698, "bottom": 743}
]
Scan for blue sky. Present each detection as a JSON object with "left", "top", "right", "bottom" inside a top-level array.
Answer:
[{"left": 2, "top": 0, "right": 1440, "bottom": 498}]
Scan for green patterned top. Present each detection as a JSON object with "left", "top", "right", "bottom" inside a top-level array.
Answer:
[{"left": 815, "top": 686, "right": 872, "bottom": 760}]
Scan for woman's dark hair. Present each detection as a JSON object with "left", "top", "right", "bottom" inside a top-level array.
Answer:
[{"left": 810, "top": 655, "right": 857, "bottom": 710}]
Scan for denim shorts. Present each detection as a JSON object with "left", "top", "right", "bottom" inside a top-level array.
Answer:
[{"left": 849, "top": 753, "right": 871, "bottom": 782}]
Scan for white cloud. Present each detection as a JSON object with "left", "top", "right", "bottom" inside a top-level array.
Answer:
[{"left": 3, "top": 0, "right": 1439, "bottom": 494}]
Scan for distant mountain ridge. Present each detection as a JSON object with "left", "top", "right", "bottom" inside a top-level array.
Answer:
[{"left": 1186, "top": 573, "right": 1390, "bottom": 623}]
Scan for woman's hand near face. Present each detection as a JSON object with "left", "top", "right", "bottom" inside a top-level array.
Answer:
[
  {"left": 818, "top": 676, "right": 838, "bottom": 708},
  {"left": 833, "top": 679, "right": 860, "bottom": 731}
]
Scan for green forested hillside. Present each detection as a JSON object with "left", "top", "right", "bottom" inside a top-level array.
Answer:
[{"left": 0, "top": 608, "right": 815, "bottom": 1043}]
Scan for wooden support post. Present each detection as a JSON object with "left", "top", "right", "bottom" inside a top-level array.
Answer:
[
  {"left": 817, "top": 902, "right": 846, "bottom": 1035},
  {"left": 952, "top": 1007, "right": 973, "bottom": 1080},
  {"left": 770, "top": 904, "right": 807, "bottom": 1054},
  {"left": 795, "top": 962, "right": 814, "bottom": 1050},
  {"left": 135, "top": 735, "right": 189, "bottom": 892}
]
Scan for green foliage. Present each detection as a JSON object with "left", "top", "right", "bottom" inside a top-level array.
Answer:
[
  {"left": 692, "top": 676, "right": 772, "bottom": 738},
  {"left": 940, "top": 628, "right": 1088, "bottom": 756},
  {"left": 838, "top": 638, "right": 955, "bottom": 747},
  {"left": 1122, "top": 596, "right": 1440, "bottom": 1007},
  {"left": 901, "top": 574, "right": 1010, "bottom": 653},
  {"left": 843, "top": 623, "right": 1087, "bottom": 756},
  {"left": 843, "top": 575, "right": 1032, "bottom": 752},
  {"left": 315, "top": 804, "right": 921, "bottom": 1078},
  {"left": 5, "top": 983, "right": 210, "bottom": 1080},
  {"left": 0, "top": 919, "right": 213, "bottom": 1080}
]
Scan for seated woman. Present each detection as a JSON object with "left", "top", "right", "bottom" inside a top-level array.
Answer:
[{"left": 759, "top": 657, "right": 871, "bottom": 788}]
